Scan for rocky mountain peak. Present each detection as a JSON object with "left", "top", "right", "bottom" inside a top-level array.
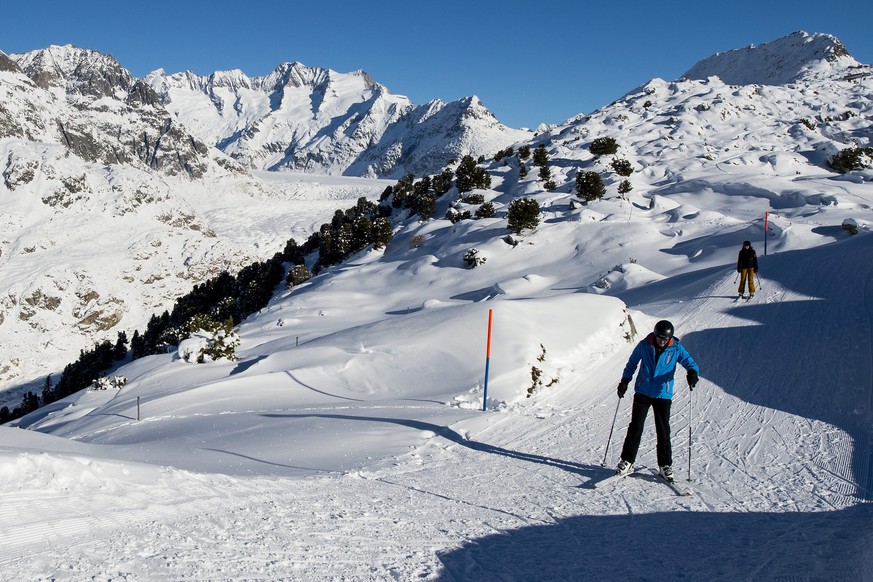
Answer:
[
  {"left": 682, "top": 31, "right": 864, "bottom": 85},
  {"left": 12, "top": 44, "right": 133, "bottom": 97}
]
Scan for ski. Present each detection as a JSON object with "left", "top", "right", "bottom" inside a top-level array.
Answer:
[
  {"left": 652, "top": 468, "right": 692, "bottom": 496},
  {"left": 592, "top": 471, "right": 631, "bottom": 489}
]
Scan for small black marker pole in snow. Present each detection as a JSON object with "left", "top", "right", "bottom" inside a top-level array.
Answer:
[
  {"left": 137, "top": 396, "right": 141, "bottom": 422},
  {"left": 601, "top": 397, "right": 622, "bottom": 467},
  {"left": 687, "top": 382, "right": 693, "bottom": 482}
]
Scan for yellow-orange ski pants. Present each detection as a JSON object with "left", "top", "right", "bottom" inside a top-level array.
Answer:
[{"left": 738, "top": 268, "right": 756, "bottom": 295}]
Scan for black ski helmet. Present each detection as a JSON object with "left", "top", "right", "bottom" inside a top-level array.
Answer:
[{"left": 654, "top": 320, "right": 674, "bottom": 340}]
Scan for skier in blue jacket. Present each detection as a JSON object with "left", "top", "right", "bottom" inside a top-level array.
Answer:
[{"left": 614, "top": 320, "right": 699, "bottom": 482}]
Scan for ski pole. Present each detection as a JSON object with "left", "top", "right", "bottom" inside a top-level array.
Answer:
[
  {"left": 755, "top": 272, "right": 763, "bottom": 291},
  {"left": 687, "top": 382, "right": 693, "bottom": 482},
  {"left": 601, "top": 397, "right": 622, "bottom": 467}
]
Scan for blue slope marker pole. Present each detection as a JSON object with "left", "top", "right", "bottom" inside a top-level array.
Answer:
[
  {"left": 483, "top": 309, "right": 493, "bottom": 411},
  {"left": 764, "top": 211, "right": 769, "bottom": 256}
]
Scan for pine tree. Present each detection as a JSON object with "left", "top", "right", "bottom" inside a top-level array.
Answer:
[
  {"left": 507, "top": 198, "right": 541, "bottom": 234},
  {"left": 611, "top": 158, "right": 634, "bottom": 176},
  {"left": 618, "top": 179, "right": 633, "bottom": 195},
  {"left": 576, "top": 171, "right": 606, "bottom": 201},
  {"left": 432, "top": 168, "right": 454, "bottom": 195},
  {"left": 475, "top": 202, "right": 496, "bottom": 219},
  {"left": 372, "top": 217, "right": 393, "bottom": 249},
  {"left": 518, "top": 145, "right": 531, "bottom": 160},
  {"left": 590, "top": 137, "right": 619, "bottom": 156},
  {"left": 41, "top": 374, "right": 54, "bottom": 405},
  {"left": 533, "top": 144, "right": 549, "bottom": 167},
  {"left": 455, "top": 155, "right": 478, "bottom": 193},
  {"left": 114, "top": 331, "right": 128, "bottom": 360}
]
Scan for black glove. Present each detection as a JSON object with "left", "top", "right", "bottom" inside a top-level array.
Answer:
[
  {"left": 617, "top": 378, "right": 630, "bottom": 398},
  {"left": 754, "top": 268, "right": 758, "bottom": 274},
  {"left": 687, "top": 370, "right": 699, "bottom": 390}
]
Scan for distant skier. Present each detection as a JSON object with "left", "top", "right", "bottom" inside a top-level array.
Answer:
[
  {"left": 736, "top": 240, "right": 758, "bottom": 298},
  {"left": 614, "top": 320, "right": 699, "bottom": 483}
]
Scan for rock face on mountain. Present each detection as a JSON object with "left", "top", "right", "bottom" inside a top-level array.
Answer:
[
  {"left": 682, "top": 31, "right": 868, "bottom": 85},
  {"left": 10, "top": 45, "right": 219, "bottom": 178},
  {"left": 147, "top": 63, "right": 531, "bottom": 178}
]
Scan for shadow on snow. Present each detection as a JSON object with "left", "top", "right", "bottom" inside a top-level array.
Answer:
[{"left": 434, "top": 503, "right": 873, "bottom": 581}]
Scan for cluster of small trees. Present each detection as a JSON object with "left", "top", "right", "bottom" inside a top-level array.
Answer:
[
  {"left": 532, "top": 144, "right": 557, "bottom": 191},
  {"left": 575, "top": 136, "right": 634, "bottom": 200},
  {"left": 47, "top": 333, "right": 128, "bottom": 405},
  {"left": 135, "top": 255, "right": 286, "bottom": 360},
  {"left": 0, "top": 333, "right": 131, "bottom": 422},
  {"left": 0, "top": 391, "right": 39, "bottom": 423},
  {"left": 312, "top": 198, "right": 394, "bottom": 273},
  {"left": 455, "top": 155, "right": 491, "bottom": 193}
]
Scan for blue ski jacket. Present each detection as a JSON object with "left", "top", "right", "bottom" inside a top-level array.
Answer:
[{"left": 622, "top": 333, "right": 699, "bottom": 400}]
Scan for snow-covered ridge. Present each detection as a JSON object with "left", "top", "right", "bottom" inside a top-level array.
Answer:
[
  {"left": 147, "top": 60, "right": 530, "bottom": 177},
  {"left": 683, "top": 31, "right": 865, "bottom": 85},
  {"left": 12, "top": 44, "right": 135, "bottom": 98}
]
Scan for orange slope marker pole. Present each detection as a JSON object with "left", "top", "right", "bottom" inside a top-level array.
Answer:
[{"left": 483, "top": 309, "right": 493, "bottom": 411}]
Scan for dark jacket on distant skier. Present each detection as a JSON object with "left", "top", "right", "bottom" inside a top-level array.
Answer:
[
  {"left": 622, "top": 333, "right": 699, "bottom": 400},
  {"left": 737, "top": 242, "right": 758, "bottom": 272}
]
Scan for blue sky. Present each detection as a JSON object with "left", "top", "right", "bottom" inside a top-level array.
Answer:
[{"left": 3, "top": 0, "right": 871, "bottom": 129}]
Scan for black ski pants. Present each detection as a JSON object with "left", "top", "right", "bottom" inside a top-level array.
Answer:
[{"left": 620, "top": 392, "right": 673, "bottom": 467}]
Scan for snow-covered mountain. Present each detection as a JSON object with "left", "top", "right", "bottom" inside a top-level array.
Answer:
[
  {"left": 2, "top": 30, "right": 872, "bottom": 581},
  {"left": 146, "top": 62, "right": 531, "bottom": 177},
  {"left": 683, "top": 30, "right": 869, "bottom": 85}
]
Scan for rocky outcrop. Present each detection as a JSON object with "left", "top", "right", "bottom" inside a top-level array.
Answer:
[{"left": 8, "top": 45, "right": 219, "bottom": 179}]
